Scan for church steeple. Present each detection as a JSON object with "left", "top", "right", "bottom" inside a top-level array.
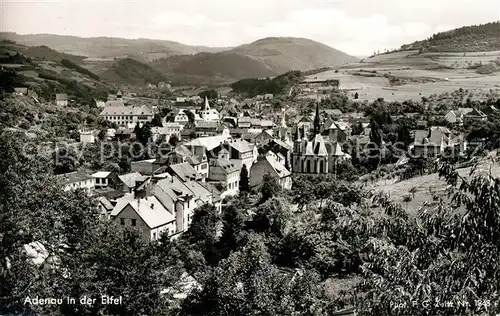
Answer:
[{"left": 313, "top": 101, "right": 320, "bottom": 135}]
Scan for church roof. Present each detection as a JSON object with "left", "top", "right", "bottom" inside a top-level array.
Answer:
[{"left": 313, "top": 134, "right": 328, "bottom": 156}]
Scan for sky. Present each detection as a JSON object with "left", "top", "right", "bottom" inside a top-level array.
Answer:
[{"left": 1, "top": 0, "right": 499, "bottom": 56}]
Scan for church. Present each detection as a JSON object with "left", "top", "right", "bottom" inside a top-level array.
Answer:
[{"left": 292, "top": 103, "right": 348, "bottom": 174}]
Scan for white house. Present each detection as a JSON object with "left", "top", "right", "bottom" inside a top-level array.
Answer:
[
  {"left": 55, "top": 94, "right": 68, "bottom": 106},
  {"left": 79, "top": 130, "right": 98, "bottom": 144},
  {"left": 56, "top": 171, "right": 95, "bottom": 193},
  {"left": 99, "top": 105, "right": 154, "bottom": 127}
]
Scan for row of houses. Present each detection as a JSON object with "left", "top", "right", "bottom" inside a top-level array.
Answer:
[{"left": 59, "top": 130, "right": 294, "bottom": 242}]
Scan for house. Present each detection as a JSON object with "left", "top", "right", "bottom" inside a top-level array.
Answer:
[
  {"left": 267, "top": 139, "right": 293, "bottom": 170},
  {"left": 185, "top": 132, "right": 232, "bottom": 151},
  {"left": 92, "top": 171, "right": 117, "bottom": 189},
  {"left": 111, "top": 194, "right": 176, "bottom": 241},
  {"left": 153, "top": 176, "right": 215, "bottom": 234},
  {"left": 463, "top": 108, "right": 487, "bottom": 123},
  {"left": 413, "top": 127, "right": 451, "bottom": 157},
  {"left": 56, "top": 171, "right": 95, "bottom": 193},
  {"left": 55, "top": 94, "right": 68, "bottom": 106},
  {"left": 105, "top": 100, "right": 125, "bottom": 108},
  {"left": 211, "top": 138, "right": 256, "bottom": 172},
  {"left": 250, "top": 153, "right": 292, "bottom": 190},
  {"left": 130, "top": 159, "right": 157, "bottom": 175},
  {"left": 114, "top": 128, "right": 133, "bottom": 141},
  {"left": 208, "top": 149, "right": 240, "bottom": 197},
  {"left": 97, "top": 196, "right": 114, "bottom": 219},
  {"left": 168, "top": 162, "right": 205, "bottom": 182},
  {"left": 416, "top": 120, "right": 428, "bottom": 129},
  {"left": 174, "top": 109, "right": 190, "bottom": 126},
  {"left": 323, "top": 121, "right": 351, "bottom": 143},
  {"left": 167, "top": 145, "right": 209, "bottom": 180},
  {"left": 95, "top": 100, "right": 106, "bottom": 108},
  {"left": 100, "top": 105, "right": 154, "bottom": 127},
  {"left": 194, "top": 121, "right": 220, "bottom": 137},
  {"left": 163, "top": 122, "right": 182, "bottom": 141},
  {"left": 14, "top": 87, "right": 28, "bottom": 95},
  {"left": 237, "top": 117, "right": 252, "bottom": 129},
  {"left": 117, "top": 172, "right": 149, "bottom": 193},
  {"left": 323, "top": 109, "right": 343, "bottom": 119},
  {"left": 79, "top": 130, "right": 99, "bottom": 144},
  {"left": 255, "top": 130, "right": 274, "bottom": 146}
]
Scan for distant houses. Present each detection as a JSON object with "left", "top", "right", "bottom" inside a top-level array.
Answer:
[
  {"left": 55, "top": 93, "right": 68, "bottom": 106},
  {"left": 99, "top": 105, "right": 154, "bottom": 127}
]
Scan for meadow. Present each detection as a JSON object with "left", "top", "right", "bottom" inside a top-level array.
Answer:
[{"left": 307, "top": 50, "right": 500, "bottom": 101}]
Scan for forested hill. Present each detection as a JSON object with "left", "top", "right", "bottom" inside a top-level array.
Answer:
[
  {"left": 98, "top": 58, "right": 166, "bottom": 86},
  {"left": 401, "top": 21, "right": 500, "bottom": 52}
]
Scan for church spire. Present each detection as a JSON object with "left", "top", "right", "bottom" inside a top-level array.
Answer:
[
  {"left": 313, "top": 100, "right": 320, "bottom": 135},
  {"left": 203, "top": 96, "right": 210, "bottom": 110}
]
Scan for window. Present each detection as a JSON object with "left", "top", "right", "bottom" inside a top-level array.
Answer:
[
  {"left": 120, "top": 218, "right": 125, "bottom": 225},
  {"left": 131, "top": 219, "right": 137, "bottom": 226},
  {"left": 153, "top": 232, "right": 157, "bottom": 240}
]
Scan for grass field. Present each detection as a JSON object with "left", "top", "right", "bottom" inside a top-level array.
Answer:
[
  {"left": 307, "top": 50, "right": 500, "bottom": 101},
  {"left": 368, "top": 156, "right": 500, "bottom": 214}
]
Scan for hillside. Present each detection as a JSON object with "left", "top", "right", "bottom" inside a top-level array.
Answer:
[
  {"left": 232, "top": 37, "right": 359, "bottom": 73},
  {"left": 0, "top": 33, "right": 229, "bottom": 63},
  {"left": 0, "top": 40, "right": 109, "bottom": 104},
  {"left": 98, "top": 58, "right": 166, "bottom": 86},
  {"left": 152, "top": 37, "right": 358, "bottom": 82},
  {"left": 401, "top": 21, "right": 500, "bottom": 52},
  {"left": 152, "top": 51, "right": 275, "bottom": 81}
]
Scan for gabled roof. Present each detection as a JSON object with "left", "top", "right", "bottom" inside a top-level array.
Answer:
[
  {"left": 111, "top": 195, "right": 175, "bottom": 229},
  {"left": 263, "top": 155, "right": 291, "bottom": 178},
  {"left": 216, "top": 158, "right": 240, "bottom": 174},
  {"left": 186, "top": 135, "right": 231, "bottom": 151},
  {"left": 227, "top": 139, "right": 253, "bottom": 153},
  {"left": 99, "top": 105, "right": 153, "bottom": 116},
  {"left": 92, "top": 171, "right": 112, "bottom": 179},
  {"left": 465, "top": 108, "right": 487, "bottom": 117},
  {"left": 105, "top": 100, "right": 125, "bottom": 107},
  {"left": 97, "top": 196, "right": 114, "bottom": 211},
  {"left": 313, "top": 134, "right": 328, "bottom": 156},
  {"left": 55, "top": 93, "right": 68, "bottom": 101},
  {"left": 329, "top": 142, "right": 345, "bottom": 156},
  {"left": 118, "top": 172, "right": 148, "bottom": 189},
  {"left": 414, "top": 130, "right": 428, "bottom": 144},
  {"left": 271, "top": 139, "right": 292, "bottom": 151},
  {"left": 168, "top": 163, "right": 203, "bottom": 182}
]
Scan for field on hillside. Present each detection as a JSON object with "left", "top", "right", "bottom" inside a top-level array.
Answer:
[
  {"left": 368, "top": 156, "right": 500, "bottom": 214},
  {"left": 307, "top": 50, "right": 500, "bottom": 101}
]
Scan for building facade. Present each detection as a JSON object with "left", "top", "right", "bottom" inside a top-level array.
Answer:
[{"left": 292, "top": 103, "right": 349, "bottom": 175}]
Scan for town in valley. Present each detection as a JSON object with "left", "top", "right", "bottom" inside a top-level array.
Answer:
[{"left": 2, "top": 1, "right": 500, "bottom": 315}]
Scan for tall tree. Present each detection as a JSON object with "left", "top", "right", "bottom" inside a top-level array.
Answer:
[
  {"left": 151, "top": 113, "right": 163, "bottom": 127},
  {"left": 239, "top": 164, "right": 250, "bottom": 193}
]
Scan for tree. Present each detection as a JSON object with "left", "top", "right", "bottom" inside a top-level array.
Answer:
[
  {"left": 198, "top": 89, "right": 218, "bottom": 100},
  {"left": 184, "top": 110, "right": 195, "bottom": 124},
  {"left": 354, "top": 92, "right": 359, "bottom": 99},
  {"left": 168, "top": 134, "right": 179, "bottom": 147},
  {"left": 182, "top": 204, "right": 220, "bottom": 266},
  {"left": 260, "top": 173, "right": 281, "bottom": 202},
  {"left": 239, "top": 164, "right": 250, "bottom": 193},
  {"left": 151, "top": 113, "right": 163, "bottom": 127},
  {"left": 179, "top": 233, "right": 328, "bottom": 316},
  {"left": 0, "top": 132, "right": 182, "bottom": 315}
]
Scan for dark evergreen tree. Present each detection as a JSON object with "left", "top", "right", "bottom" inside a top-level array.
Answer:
[{"left": 239, "top": 164, "right": 250, "bottom": 193}]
